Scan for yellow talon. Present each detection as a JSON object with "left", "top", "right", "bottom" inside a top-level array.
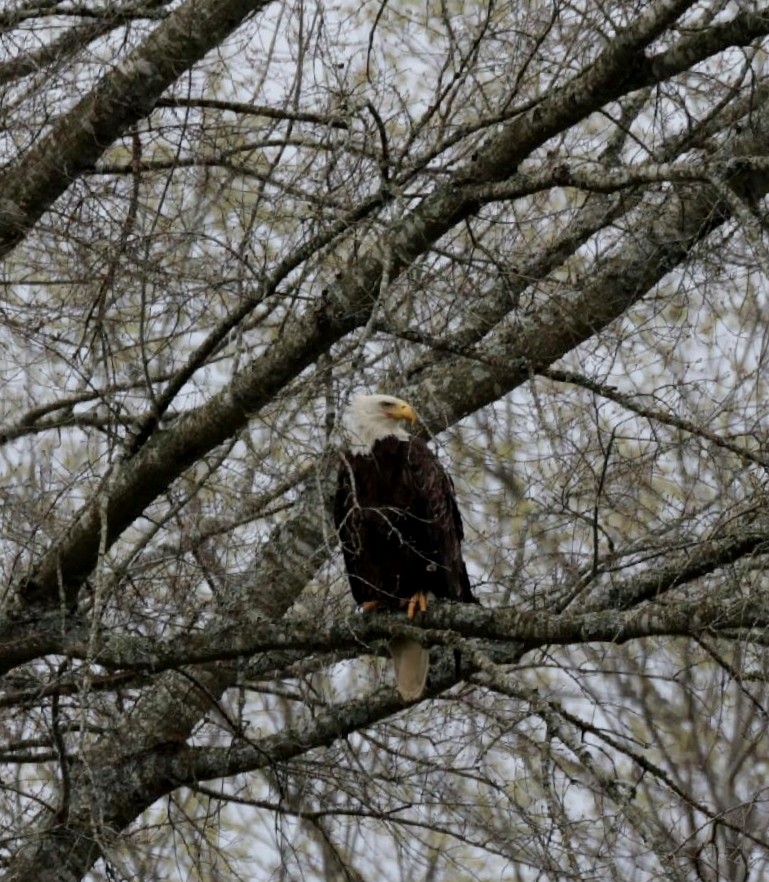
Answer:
[{"left": 406, "top": 591, "right": 429, "bottom": 619}]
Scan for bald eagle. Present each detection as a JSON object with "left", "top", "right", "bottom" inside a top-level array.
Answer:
[{"left": 334, "top": 394, "right": 476, "bottom": 700}]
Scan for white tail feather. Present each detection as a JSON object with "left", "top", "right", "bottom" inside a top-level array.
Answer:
[{"left": 389, "top": 637, "right": 429, "bottom": 700}]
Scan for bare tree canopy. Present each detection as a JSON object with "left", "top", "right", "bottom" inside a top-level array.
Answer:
[{"left": 3, "top": 0, "right": 769, "bottom": 879}]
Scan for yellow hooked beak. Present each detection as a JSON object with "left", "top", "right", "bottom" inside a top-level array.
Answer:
[{"left": 387, "top": 400, "right": 418, "bottom": 424}]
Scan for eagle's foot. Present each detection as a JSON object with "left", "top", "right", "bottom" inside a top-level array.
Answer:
[{"left": 405, "top": 591, "right": 429, "bottom": 620}]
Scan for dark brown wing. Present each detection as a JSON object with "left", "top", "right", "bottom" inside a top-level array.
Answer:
[{"left": 403, "top": 437, "right": 475, "bottom": 604}]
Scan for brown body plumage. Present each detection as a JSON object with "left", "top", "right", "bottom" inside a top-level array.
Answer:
[{"left": 334, "top": 395, "right": 476, "bottom": 699}]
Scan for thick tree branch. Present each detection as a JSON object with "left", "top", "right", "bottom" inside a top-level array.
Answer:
[{"left": 7, "top": 526, "right": 769, "bottom": 676}]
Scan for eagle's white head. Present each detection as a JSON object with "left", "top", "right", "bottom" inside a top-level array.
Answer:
[{"left": 348, "top": 394, "right": 418, "bottom": 450}]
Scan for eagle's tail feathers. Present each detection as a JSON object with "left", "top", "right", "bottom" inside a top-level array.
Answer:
[{"left": 390, "top": 637, "right": 429, "bottom": 700}]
